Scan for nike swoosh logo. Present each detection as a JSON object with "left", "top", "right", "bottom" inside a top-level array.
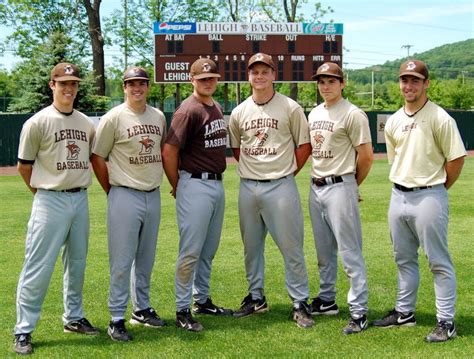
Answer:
[
  {"left": 135, "top": 314, "right": 146, "bottom": 321},
  {"left": 360, "top": 319, "right": 368, "bottom": 328},
  {"left": 207, "top": 308, "right": 218, "bottom": 313},
  {"left": 397, "top": 314, "right": 414, "bottom": 324},
  {"left": 178, "top": 320, "right": 188, "bottom": 328},
  {"left": 448, "top": 327, "right": 455, "bottom": 337},
  {"left": 255, "top": 303, "right": 266, "bottom": 311},
  {"left": 320, "top": 304, "right": 335, "bottom": 311}
]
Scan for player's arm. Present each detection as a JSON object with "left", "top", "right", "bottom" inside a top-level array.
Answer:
[
  {"left": 90, "top": 153, "right": 111, "bottom": 194},
  {"left": 444, "top": 156, "right": 465, "bottom": 190},
  {"left": 162, "top": 143, "right": 180, "bottom": 198},
  {"left": 354, "top": 142, "right": 373, "bottom": 186},
  {"left": 232, "top": 148, "right": 240, "bottom": 162},
  {"left": 17, "top": 162, "right": 36, "bottom": 194},
  {"left": 294, "top": 143, "right": 311, "bottom": 175}
]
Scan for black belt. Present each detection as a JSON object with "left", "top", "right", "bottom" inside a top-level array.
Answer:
[
  {"left": 312, "top": 176, "right": 343, "bottom": 187},
  {"left": 394, "top": 183, "right": 432, "bottom": 192},
  {"left": 117, "top": 186, "right": 158, "bottom": 193},
  {"left": 245, "top": 175, "right": 287, "bottom": 183},
  {"left": 47, "top": 187, "right": 86, "bottom": 193},
  {"left": 191, "top": 172, "right": 222, "bottom": 181}
]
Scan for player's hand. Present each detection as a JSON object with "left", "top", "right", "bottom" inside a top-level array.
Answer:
[{"left": 170, "top": 187, "right": 177, "bottom": 198}]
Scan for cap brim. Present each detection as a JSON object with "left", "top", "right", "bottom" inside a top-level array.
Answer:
[
  {"left": 192, "top": 73, "right": 220, "bottom": 80},
  {"left": 54, "top": 76, "right": 82, "bottom": 82},
  {"left": 124, "top": 76, "right": 150, "bottom": 82},
  {"left": 312, "top": 74, "right": 343, "bottom": 81},
  {"left": 399, "top": 72, "right": 425, "bottom": 79},
  {"left": 248, "top": 61, "right": 274, "bottom": 70}
]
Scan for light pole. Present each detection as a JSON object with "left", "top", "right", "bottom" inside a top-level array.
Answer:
[
  {"left": 371, "top": 66, "right": 382, "bottom": 108},
  {"left": 401, "top": 44, "right": 413, "bottom": 58}
]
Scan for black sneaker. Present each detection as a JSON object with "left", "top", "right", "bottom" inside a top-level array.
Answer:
[
  {"left": 425, "top": 321, "right": 457, "bottom": 343},
  {"left": 64, "top": 317, "right": 100, "bottom": 335},
  {"left": 130, "top": 307, "right": 166, "bottom": 328},
  {"left": 291, "top": 302, "right": 315, "bottom": 329},
  {"left": 310, "top": 297, "right": 339, "bottom": 315},
  {"left": 107, "top": 319, "right": 132, "bottom": 342},
  {"left": 14, "top": 333, "right": 32, "bottom": 355},
  {"left": 176, "top": 308, "right": 204, "bottom": 332},
  {"left": 372, "top": 309, "right": 416, "bottom": 328},
  {"left": 192, "top": 297, "right": 233, "bottom": 316},
  {"left": 233, "top": 293, "right": 269, "bottom": 318},
  {"left": 343, "top": 315, "right": 368, "bottom": 335}
]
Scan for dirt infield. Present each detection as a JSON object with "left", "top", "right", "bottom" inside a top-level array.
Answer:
[{"left": 1, "top": 151, "right": 472, "bottom": 177}]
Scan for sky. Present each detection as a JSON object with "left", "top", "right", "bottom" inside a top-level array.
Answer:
[{"left": 0, "top": 0, "right": 472, "bottom": 71}]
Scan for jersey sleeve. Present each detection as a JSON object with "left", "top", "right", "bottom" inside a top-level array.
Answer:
[
  {"left": 166, "top": 110, "right": 192, "bottom": 148},
  {"left": 228, "top": 109, "right": 241, "bottom": 149},
  {"left": 435, "top": 116, "right": 467, "bottom": 161},
  {"left": 92, "top": 113, "right": 117, "bottom": 159},
  {"left": 289, "top": 105, "right": 310, "bottom": 147},
  {"left": 346, "top": 109, "right": 372, "bottom": 147},
  {"left": 18, "top": 117, "right": 42, "bottom": 161}
]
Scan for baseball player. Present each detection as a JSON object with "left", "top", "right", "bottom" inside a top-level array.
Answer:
[
  {"left": 228, "top": 53, "right": 314, "bottom": 329},
  {"left": 91, "top": 67, "right": 167, "bottom": 342},
  {"left": 373, "top": 60, "right": 466, "bottom": 342},
  {"left": 14, "top": 63, "right": 98, "bottom": 355},
  {"left": 162, "top": 58, "right": 232, "bottom": 332},
  {"left": 308, "top": 62, "right": 373, "bottom": 335}
]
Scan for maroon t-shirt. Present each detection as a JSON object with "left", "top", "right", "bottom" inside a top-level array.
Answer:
[{"left": 166, "top": 95, "right": 227, "bottom": 174}]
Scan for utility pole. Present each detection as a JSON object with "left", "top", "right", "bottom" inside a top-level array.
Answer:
[
  {"left": 123, "top": 0, "right": 128, "bottom": 69},
  {"left": 401, "top": 44, "right": 413, "bottom": 58}
]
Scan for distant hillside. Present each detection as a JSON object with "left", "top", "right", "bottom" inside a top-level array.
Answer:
[{"left": 348, "top": 39, "right": 474, "bottom": 83}]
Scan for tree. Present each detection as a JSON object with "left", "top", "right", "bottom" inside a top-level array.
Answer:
[
  {"left": 7, "top": 32, "right": 108, "bottom": 113},
  {"left": 82, "top": 0, "right": 106, "bottom": 96}
]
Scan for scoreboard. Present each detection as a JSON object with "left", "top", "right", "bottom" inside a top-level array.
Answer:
[{"left": 154, "top": 22, "right": 343, "bottom": 83}]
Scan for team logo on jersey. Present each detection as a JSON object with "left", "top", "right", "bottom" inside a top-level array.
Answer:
[
  {"left": 139, "top": 135, "right": 155, "bottom": 155},
  {"left": 313, "top": 131, "right": 325, "bottom": 149},
  {"left": 255, "top": 129, "right": 268, "bottom": 147},
  {"left": 66, "top": 141, "right": 80, "bottom": 160}
]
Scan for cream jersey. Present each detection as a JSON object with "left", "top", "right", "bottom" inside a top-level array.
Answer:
[
  {"left": 229, "top": 92, "right": 310, "bottom": 180},
  {"left": 93, "top": 103, "right": 167, "bottom": 190},
  {"left": 385, "top": 100, "right": 466, "bottom": 187},
  {"left": 308, "top": 98, "right": 371, "bottom": 178},
  {"left": 18, "top": 105, "right": 95, "bottom": 190}
]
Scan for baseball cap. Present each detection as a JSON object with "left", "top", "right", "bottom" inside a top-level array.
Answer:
[
  {"left": 51, "top": 63, "right": 82, "bottom": 82},
  {"left": 190, "top": 58, "right": 220, "bottom": 79},
  {"left": 399, "top": 60, "right": 429, "bottom": 79},
  {"left": 312, "top": 62, "right": 343, "bottom": 81},
  {"left": 123, "top": 67, "right": 150, "bottom": 82},
  {"left": 247, "top": 53, "right": 275, "bottom": 70}
]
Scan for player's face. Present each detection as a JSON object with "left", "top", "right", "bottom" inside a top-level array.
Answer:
[
  {"left": 248, "top": 64, "right": 275, "bottom": 92},
  {"left": 124, "top": 80, "right": 149, "bottom": 105},
  {"left": 192, "top": 76, "right": 218, "bottom": 98},
  {"left": 50, "top": 80, "right": 79, "bottom": 108},
  {"left": 317, "top": 76, "right": 344, "bottom": 105},
  {"left": 399, "top": 76, "right": 429, "bottom": 104}
]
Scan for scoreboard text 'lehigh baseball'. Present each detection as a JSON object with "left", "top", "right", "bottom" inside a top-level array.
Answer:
[{"left": 154, "top": 22, "right": 343, "bottom": 83}]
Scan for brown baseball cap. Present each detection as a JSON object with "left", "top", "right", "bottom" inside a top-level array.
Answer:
[
  {"left": 123, "top": 67, "right": 150, "bottom": 82},
  {"left": 51, "top": 63, "right": 81, "bottom": 82},
  {"left": 247, "top": 53, "right": 275, "bottom": 70},
  {"left": 190, "top": 58, "right": 220, "bottom": 79},
  {"left": 312, "top": 62, "right": 343, "bottom": 81},
  {"left": 399, "top": 60, "right": 429, "bottom": 79}
]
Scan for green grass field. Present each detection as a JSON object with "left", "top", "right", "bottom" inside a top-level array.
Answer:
[{"left": 1, "top": 158, "right": 473, "bottom": 357}]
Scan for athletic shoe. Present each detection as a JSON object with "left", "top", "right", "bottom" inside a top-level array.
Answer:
[
  {"left": 310, "top": 297, "right": 339, "bottom": 315},
  {"left": 192, "top": 297, "right": 233, "bottom": 316},
  {"left": 372, "top": 309, "right": 416, "bottom": 328},
  {"left": 425, "top": 321, "right": 457, "bottom": 343},
  {"left": 176, "top": 308, "right": 204, "bottom": 332},
  {"left": 291, "top": 302, "right": 315, "bottom": 329},
  {"left": 343, "top": 315, "right": 368, "bottom": 335},
  {"left": 130, "top": 307, "right": 166, "bottom": 328},
  {"left": 107, "top": 319, "right": 132, "bottom": 342},
  {"left": 14, "top": 333, "right": 32, "bottom": 355},
  {"left": 233, "top": 293, "right": 269, "bottom": 318},
  {"left": 64, "top": 317, "right": 100, "bottom": 335}
]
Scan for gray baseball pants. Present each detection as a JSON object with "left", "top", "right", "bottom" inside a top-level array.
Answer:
[
  {"left": 238, "top": 175, "right": 310, "bottom": 304},
  {"left": 309, "top": 174, "right": 368, "bottom": 316},
  {"left": 175, "top": 171, "right": 225, "bottom": 311},
  {"left": 389, "top": 184, "right": 456, "bottom": 322},
  {"left": 107, "top": 186, "right": 161, "bottom": 318},
  {"left": 15, "top": 189, "right": 89, "bottom": 334}
]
